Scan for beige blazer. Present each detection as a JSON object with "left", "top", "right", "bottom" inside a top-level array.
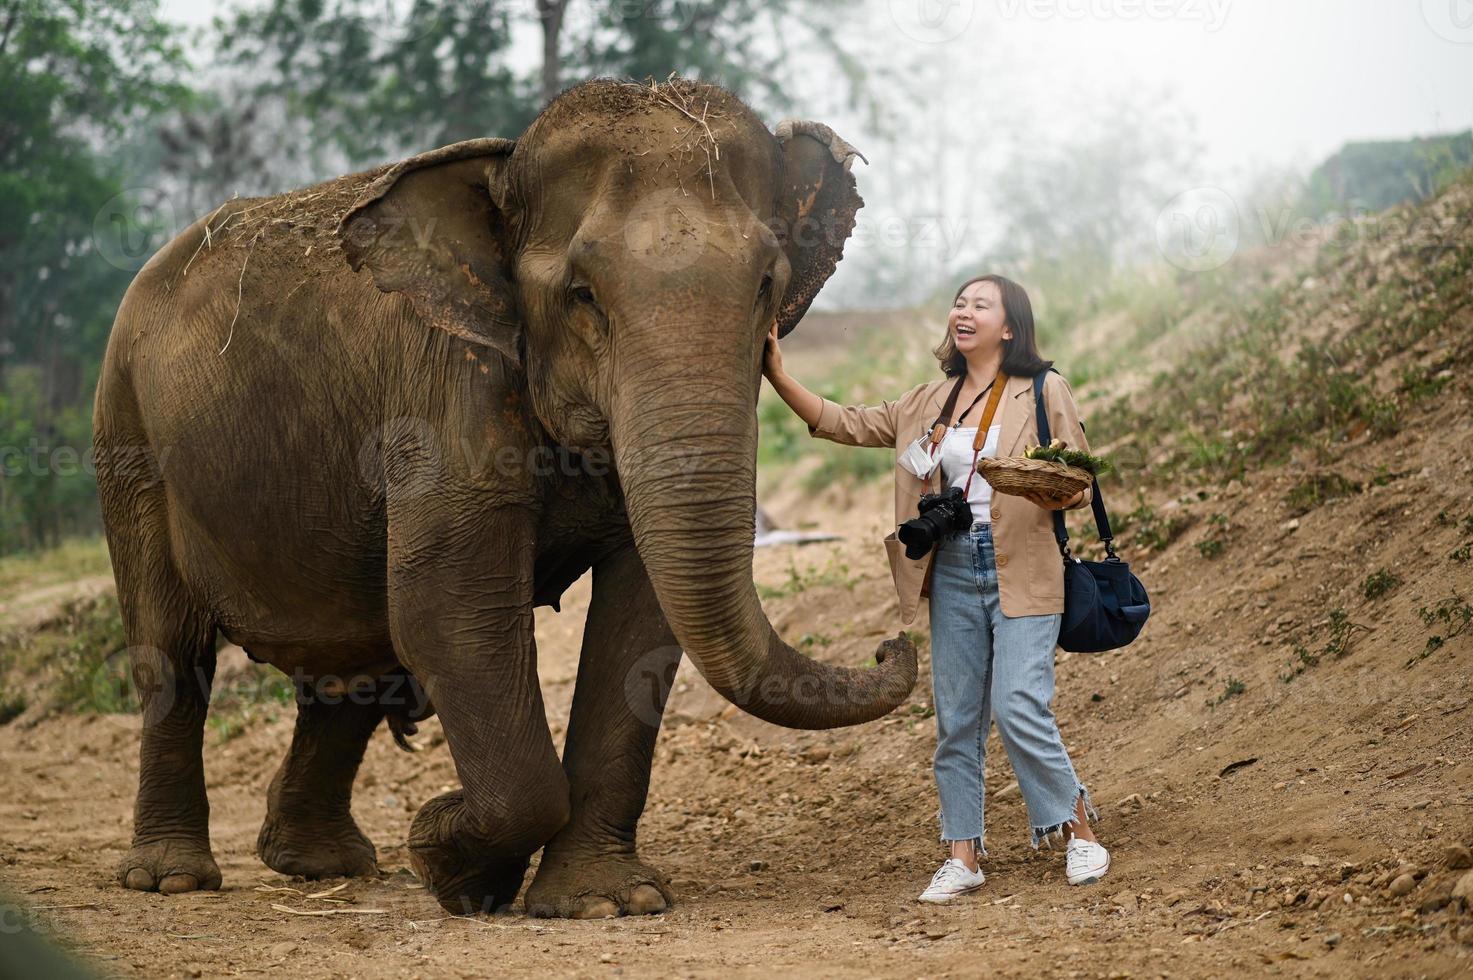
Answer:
[{"left": 807, "top": 371, "right": 1093, "bottom": 625}]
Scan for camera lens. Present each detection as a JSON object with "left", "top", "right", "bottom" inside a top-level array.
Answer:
[
  {"left": 898, "top": 487, "right": 972, "bottom": 559},
  {"left": 898, "top": 517, "right": 938, "bottom": 559}
]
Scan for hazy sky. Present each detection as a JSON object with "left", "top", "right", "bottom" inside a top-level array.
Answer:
[{"left": 160, "top": 0, "right": 1473, "bottom": 181}]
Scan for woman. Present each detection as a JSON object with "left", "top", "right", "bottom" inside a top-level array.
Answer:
[{"left": 762, "top": 274, "right": 1110, "bottom": 903}]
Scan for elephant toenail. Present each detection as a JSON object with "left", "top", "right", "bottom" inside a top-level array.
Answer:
[
  {"left": 626, "top": 884, "right": 667, "bottom": 915},
  {"left": 572, "top": 897, "right": 620, "bottom": 919},
  {"left": 158, "top": 873, "right": 199, "bottom": 894},
  {"left": 123, "top": 868, "right": 155, "bottom": 891}
]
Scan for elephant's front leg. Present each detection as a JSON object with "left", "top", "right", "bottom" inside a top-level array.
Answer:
[
  {"left": 526, "top": 545, "right": 680, "bottom": 918},
  {"left": 390, "top": 502, "right": 570, "bottom": 915}
]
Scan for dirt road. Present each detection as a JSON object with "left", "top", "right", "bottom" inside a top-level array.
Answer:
[{"left": 3, "top": 456, "right": 1472, "bottom": 977}]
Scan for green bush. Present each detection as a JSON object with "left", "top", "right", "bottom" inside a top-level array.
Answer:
[
  {"left": 1281, "top": 607, "right": 1371, "bottom": 681},
  {"left": 1361, "top": 568, "right": 1402, "bottom": 601},
  {"left": 1207, "top": 676, "right": 1245, "bottom": 708},
  {"left": 1409, "top": 592, "right": 1472, "bottom": 667},
  {"left": 0, "top": 370, "right": 102, "bottom": 553},
  {"left": 46, "top": 593, "right": 129, "bottom": 713}
]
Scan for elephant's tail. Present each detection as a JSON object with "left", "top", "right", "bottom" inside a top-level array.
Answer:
[{"left": 386, "top": 714, "right": 420, "bottom": 752}]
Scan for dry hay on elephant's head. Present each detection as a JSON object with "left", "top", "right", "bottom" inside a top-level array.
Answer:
[
  {"left": 539, "top": 73, "right": 749, "bottom": 200},
  {"left": 640, "top": 72, "right": 728, "bottom": 198}
]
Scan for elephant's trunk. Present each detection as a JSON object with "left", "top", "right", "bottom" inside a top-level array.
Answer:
[{"left": 608, "top": 318, "right": 917, "bottom": 730}]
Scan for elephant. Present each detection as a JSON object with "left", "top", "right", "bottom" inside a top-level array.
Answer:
[{"left": 91, "top": 76, "right": 918, "bottom": 918}]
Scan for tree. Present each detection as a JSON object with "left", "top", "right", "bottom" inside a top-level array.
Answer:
[
  {"left": 0, "top": 0, "right": 185, "bottom": 376},
  {"left": 0, "top": 0, "right": 187, "bottom": 549},
  {"left": 214, "top": 0, "right": 870, "bottom": 169},
  {"left": 561, "top": 0, "right": 857, "bottom": 117},
  {"left": 216, "top": 0, "right": 534, "bottom": 168}
]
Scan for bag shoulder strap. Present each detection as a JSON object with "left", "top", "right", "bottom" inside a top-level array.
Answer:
[{"left": 1033, "top": 369, "right": 1121, "bottom": 560}]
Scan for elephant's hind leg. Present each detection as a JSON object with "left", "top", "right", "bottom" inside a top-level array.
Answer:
[
  {"left": 101, "top": 472, "right": 220, "bottom": 893},
  {"left": 256, "top": 678, "right": 385, "bottom": 879},
  {"left": 526, "top": 545, "right": 679, "bottom": 919}
]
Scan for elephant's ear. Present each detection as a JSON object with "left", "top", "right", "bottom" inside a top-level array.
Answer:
[
  {"left": 772, "top": 120, "right": 866, "bottom": 339},
  {"left": 337, "top": 138, "right": 522, "bottom": 367}
]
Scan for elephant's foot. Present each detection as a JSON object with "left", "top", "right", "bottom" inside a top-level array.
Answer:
[
  {"left": 257, "top": 808, "right": 377, "bottom": 880},
  {"left": 407, "top": 790, "right": 533, "bottom": 915},
  {"left": 525, "top": 850, "right": 673, "bottom": 919},
  {"left": 119, "top": 837, "right": 221, "bottom": 894}
]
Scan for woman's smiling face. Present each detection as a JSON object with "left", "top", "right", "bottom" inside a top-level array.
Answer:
[{"left": 948, "top": 279, "right": 1012, "bottom": 356}]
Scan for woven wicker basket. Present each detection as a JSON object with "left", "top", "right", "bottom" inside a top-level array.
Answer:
[{"left": 976, "top": 456, "right": 1093, "bottom": 499}]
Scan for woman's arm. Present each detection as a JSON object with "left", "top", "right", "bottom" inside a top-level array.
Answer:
[{"left": 762, "top": 322, "right": 898, "bottom": 449}]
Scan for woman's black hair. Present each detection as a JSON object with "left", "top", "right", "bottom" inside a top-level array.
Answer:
[{"left": 933, "top": 274, "right": 1053, "bottom": 379}]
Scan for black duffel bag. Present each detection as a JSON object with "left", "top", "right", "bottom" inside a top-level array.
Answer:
[{"left": 1032, "top": 370, "right": 1151, "bottom": 653}]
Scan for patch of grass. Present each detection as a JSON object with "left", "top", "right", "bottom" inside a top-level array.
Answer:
[
  {"left": 1361, "top": 568, "right": 1402, "bottom": 601},
  {"left": 800, "top": 443, "right": 894, "bottom": 493},
  {"left": 796, "top": 632, "right": 832, "bottom": 653},
  {"left": 1082, "top": 190, "right": 1470, "bottom": 495},
  {"left": 1284, "top": 472, "right": 1362, "bottom": 516},
  {"left": 1281, "top": 607, "right": 1372, "bottom": 681},
  {"left": 1310, "top": 366, "right": 1399, "bottom": 441},
  {"left": 1280, "top": 643, "right": 1320, "bottom": 683},
  {"left": 0, "top": 581, "right": 295, "bottom": 732},
  {"left": 46, "top": 593, "right": 130, "bottom": 713},
  {"left": 1397, "top": 365, "right": 1450, "bottom": 403},
  {"left": 1115, "top": 495, "right": 1191, "bottom": 552},
  {"left": 0, "top": 537, "right": 111, "bottom": 601},
  {"left": 1446, "top": 512, "right": 1473, "bottom": 564},
  {"left": 207, "top": 695, "right": 290, "bottom": 742},
  {"left": 1407, "top": 591, "right": 1473, "bottom": 667},
  {"left": 1181, "top": 433, "right": 1246, "bottom": 481},
  {"left": 1195, "top": 513, "right": 1230, "bottom": 559},
  {"left": 1365, "top": 464, "right": 1405, "bottom": 488},
  {"left": 1207, "top": 676, "right": 1246, "bottom": 708},
  {"left": 204, "top": 661, "right": 297, "bottom": 743},
  {"left": 757, "top": 554, "right": 860, "bottom": 600}
]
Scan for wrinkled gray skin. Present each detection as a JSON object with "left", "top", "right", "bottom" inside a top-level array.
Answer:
[{"left": 92, "top": 78, "right": 917, "bottom": 918}]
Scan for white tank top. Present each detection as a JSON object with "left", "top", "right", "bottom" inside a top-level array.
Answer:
[{"left": 936, "top": 423, "right": 1002, "bottom": 520}]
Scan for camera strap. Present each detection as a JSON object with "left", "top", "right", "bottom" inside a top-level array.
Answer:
[
  {"left": 929, "top": 373, "right": 1009, "bottom": 497},
  {"left": 926, "top": 376, "right": 969, "bottom": 445}
]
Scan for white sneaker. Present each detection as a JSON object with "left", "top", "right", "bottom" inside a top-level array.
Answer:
[
  {"left": 917, "top": 858, "right": 985, "bottom": 903},
  {"left": 1065, "top": 836, "right": 1110, "bottom": 885}
]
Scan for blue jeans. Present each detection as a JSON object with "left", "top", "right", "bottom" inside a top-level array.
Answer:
[{"left": 927, "top": 521, "right": 1096, "bottom": 851}]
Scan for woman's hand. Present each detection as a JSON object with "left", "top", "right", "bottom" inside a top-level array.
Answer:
[
  {"left": 762, "top": 320, "right": 784, "bottom": 381},
  {"left": 1022, "top": 488, "right": 1084, "bottom": 511}
]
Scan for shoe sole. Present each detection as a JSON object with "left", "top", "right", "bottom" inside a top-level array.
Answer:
[
  {"left": 1067, "top": 854, "right": 1111, "bottom": 886},
  {"left": 917, "top": 882, "right": 985, "bottom": 904}
]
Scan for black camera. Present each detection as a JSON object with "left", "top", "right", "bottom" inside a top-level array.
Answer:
[{"left": 898, "top": 485, "right": 972, "bottom": 559}]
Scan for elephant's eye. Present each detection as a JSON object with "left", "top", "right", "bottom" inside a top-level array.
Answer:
[
  {"left": 757, "top": 272, "right": 774, "bottom": 302},
  {"left": 569, "top": 282, "right": 597, "bottom": 307}
]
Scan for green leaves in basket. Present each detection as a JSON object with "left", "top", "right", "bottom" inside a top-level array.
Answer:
[{"left": 1022, "top": 442, "right": 1112, "bottom": 476}]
